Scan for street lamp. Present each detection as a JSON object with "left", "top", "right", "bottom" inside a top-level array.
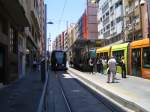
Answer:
[
  {"left": 47, "top": 21, "right": 54, "bottom": 25},
  {"left": 43, "top": 20, "right": 53, "bottom": 77},
  {"left": 90, "top": 0, "right": 96, "bottom": 4}
]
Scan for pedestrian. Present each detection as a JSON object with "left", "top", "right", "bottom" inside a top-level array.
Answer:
[
  {"left": 70, "top": 57, "right": 73, "bottom": 67},
  {"left": 89, "top": 57, "right": 94, "bottom": 74},
  {"left": 96, "top": 57, "right": 100, "bottom": 73},
  {"left": 120, "top": 56, "right": 126, "bottom": 78},
  {"left": 33, "top": 59, "right": 37, "bottom": 71},
  {"left": 102, "top": 57, "right": 107, "bottom": 74},
  {"left": 107, "top": 56, "right": 117, "bottom": 83},
  {"left": 97, "top": 57, "right": 103, "bottom": 74}
]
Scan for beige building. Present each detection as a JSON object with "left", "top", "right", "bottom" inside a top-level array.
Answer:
[{"left": 123, "top": 0, "right": 148, "bottom": 41}]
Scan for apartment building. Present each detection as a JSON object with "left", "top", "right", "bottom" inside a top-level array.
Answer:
[
  {"left": 123, "top": 0, "right": 148, "bottom": 41},
  {"left": 97, "top": 0, "right": 124, "bottom": 46}
]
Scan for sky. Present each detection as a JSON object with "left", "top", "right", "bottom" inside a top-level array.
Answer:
[{"left": 45, "top": 0, "right": 86, "bottom": 42}]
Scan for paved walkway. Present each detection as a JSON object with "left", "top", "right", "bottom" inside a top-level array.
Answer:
[
  {"left": 0, "top": 71, "right": 43, "bottom": 112},
  {"left": 68, "top": 68, "right": 150, "bottom": 112}
]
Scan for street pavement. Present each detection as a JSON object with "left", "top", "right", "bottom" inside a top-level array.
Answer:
[
  {"left": 68, "top": 67, "right": 150, "bottom": 112},
  {"left": 0, "top": 70, "right": 43, "bottom": 112}
]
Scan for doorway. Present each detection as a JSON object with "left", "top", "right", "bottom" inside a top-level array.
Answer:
[{"left": 132, "top": 48, "right": 142, "bottom": 77}]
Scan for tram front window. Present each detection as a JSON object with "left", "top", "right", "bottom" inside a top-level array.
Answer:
[
  {"left": 143, "top": 47, "right": 150, "bottom": 68},
  {"left": 55, "top": 52, "right": 64, "bottom": 64}
]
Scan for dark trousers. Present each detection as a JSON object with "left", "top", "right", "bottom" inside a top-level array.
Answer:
[
  {"left": 97, "top": 64, "right": 100, "bottom": 73},
  {"left": 122, "top": 67, "right": 126, "bottom": 78},
  {"left": 90, "top": 65, "right": 94, "bottom": 73},
  {"left": 97, "top": 64, "right": 103, "bottom": 73}
]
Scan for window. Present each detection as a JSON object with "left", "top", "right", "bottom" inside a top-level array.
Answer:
[
  {"left": 112, "top": 50, "right": 124, "bottom": 64},
  {"left": 116, "top": 17, "right": 122, "bottom": 23},
  {"left": 106, "top": 24, "right": 110, "bottom": 30},
  {"left": 115, "top": 0, "right": 122, "bottom": 8},
  {"left": 100, "top": 17, "right": 103, "bottom": 22},
  {"left": 106, "top": 11, "right": 109, "bottom": 16},
  {"left": 103, "top": 15, "right": 105, "bottom": 19},
  {"left": 143, "top": 47, "right": 150, "bottom": 68},
  {"left": 103, "top": 27, "right": 105, "bottom": 32},
  {"left": 118, "top": 0, "right": 122, "bottom": 5},
  {"left": 110, "top": 6, "right": 113, "bottom": 11},
  {"left": 9, "top": 27, "right": 18, "bottom": 53},
  {"left": 111, "top": 20, "right": 114, "bottom": 27}
]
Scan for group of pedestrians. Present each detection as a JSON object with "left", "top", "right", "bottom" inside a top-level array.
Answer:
[
  {"left": 89, "top": 56, "right": 127, "bottom": 83},
  {"left": 89, "top": 57, "right": 107, "bottom": 74}
]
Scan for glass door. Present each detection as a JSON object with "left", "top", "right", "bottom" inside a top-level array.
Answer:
[{"left": 132, "top": 48, "right": 142, "bottom": 77}]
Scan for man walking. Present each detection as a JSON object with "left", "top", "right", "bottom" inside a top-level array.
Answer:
[{"left": 107, "top": 56, "right": 117, "bottom": 83}]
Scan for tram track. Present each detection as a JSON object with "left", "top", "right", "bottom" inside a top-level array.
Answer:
[
  {"left": 67, "top": 72, "right": 126, "bottom": 112},
  {"left": 57, "top": 75, "right": 73, "bottom": 112},
  {"left": 52, "top": 71, "right": 126, "bottom": 112}
]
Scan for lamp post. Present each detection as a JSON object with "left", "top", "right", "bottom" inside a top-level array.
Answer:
[
  {"left": 46, "top": 21, "right": 53, "bottom": 68},
  {"left": 40, "top": 20, "right": 53, "bottom": 83}
]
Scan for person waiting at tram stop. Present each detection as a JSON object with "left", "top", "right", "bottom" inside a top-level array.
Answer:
[
  {"left": 107, "top": 56, "right": 117, "bottom": 83},
  {"left": 96, "top": 57, "right": 103, "bottom": 74},
  {"left": 89, "top": 57, "right": 94, "bottom": 74},
  {"left": 120, "top": 56, "right": 126, "bottom": 78}
]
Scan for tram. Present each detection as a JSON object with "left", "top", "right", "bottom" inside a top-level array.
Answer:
[
  {"left": 110, "top": 43, "right": 129, "bottom": 74},
  {"left": 96, "top": 46, "right": 111, "bottom": 60},
  {"left": 96, "top": 46, "right": 111, "bottom": 74},
  {"left": 51, "top": 50, "right": 67, "bottom": 71},
  {"left": 130, "top": 38, "right": 150, "bottom": 79},
  {"left": 96, "top": 38, "right": 150, "bottom": 79}
]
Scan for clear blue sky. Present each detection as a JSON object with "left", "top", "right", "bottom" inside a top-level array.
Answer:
[{"left": 45, "top": 0, "right": 86, "bottom": 42}]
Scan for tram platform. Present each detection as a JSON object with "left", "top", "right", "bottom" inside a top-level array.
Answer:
[{"left": 68, "top": 67, "right": 150, "bottom": 112}]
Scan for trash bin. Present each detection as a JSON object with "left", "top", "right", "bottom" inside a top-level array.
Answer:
[{"left": 41, "top": 60, "right": 45, "bottom": 83}]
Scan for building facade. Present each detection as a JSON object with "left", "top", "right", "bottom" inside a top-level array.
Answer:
[
  {"left": 123, "top": 0, "right": 146, "bottom": 42},
  {"left": 97, "top": 0, "right": 124, "bottom": 46},
  {"left": 0, "top": 0, "right": 29, "bottom": 84},
  {"left": 0, "top": 0, "right": 44, "bottom": 84}
]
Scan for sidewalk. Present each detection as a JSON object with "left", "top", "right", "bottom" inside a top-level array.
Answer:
[
  {"left": 68, "top": 68, "right": 150, "bottom": 112},
  {"left": 0, "top": 71, "right": 43, "bottom": 112}
]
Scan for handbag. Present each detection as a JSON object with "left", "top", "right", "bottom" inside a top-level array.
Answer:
[{"left": 107, "top": 68, "right": 110, "bottom": 74}]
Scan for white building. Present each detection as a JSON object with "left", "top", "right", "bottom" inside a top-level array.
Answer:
[{"left": 97, "top": 0, "right": 124, "bottom": 46}]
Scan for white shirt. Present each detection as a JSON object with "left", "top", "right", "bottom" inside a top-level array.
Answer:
[{"left": 108, "top": 58, "right": 116, "bottom": 70}]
